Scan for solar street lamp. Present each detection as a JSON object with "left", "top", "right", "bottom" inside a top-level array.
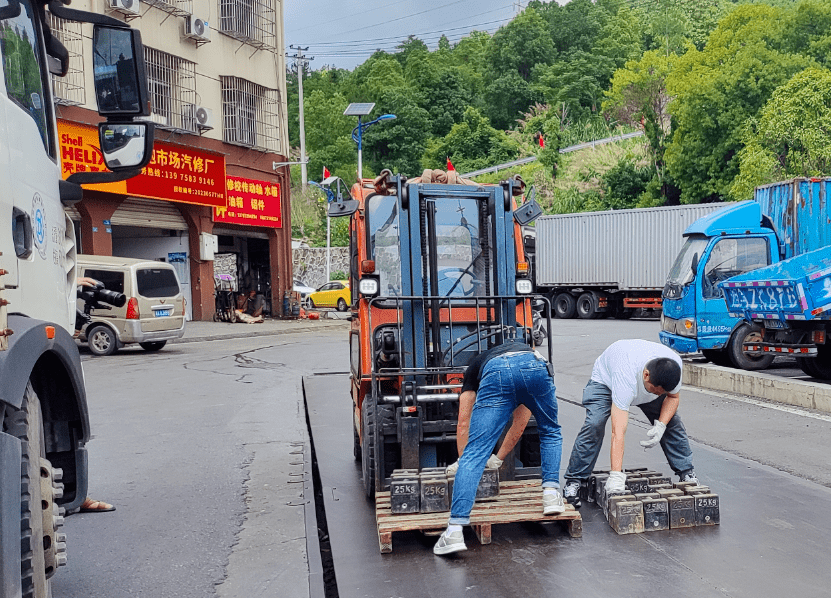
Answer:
[{"left": 344, "top": 103, "right": 396, "bottom": 181}]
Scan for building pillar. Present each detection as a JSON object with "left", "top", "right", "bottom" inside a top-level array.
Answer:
[
  {"left": 77, "top": 193, "right": 123, "bottom": 256},
  {"left": 179, "top": 204, "right": 215, "bottom": 321},
  {"left": 267, "top": 228, "right": 290, "bottom": 317}
]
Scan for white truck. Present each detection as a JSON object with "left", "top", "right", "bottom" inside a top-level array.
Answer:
[{"left": 0, "top": 1, "right": 154, "bottom": 596}]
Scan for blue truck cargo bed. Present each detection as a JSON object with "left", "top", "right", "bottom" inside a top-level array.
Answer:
[{"left": 720, "top": 246, "right": 831, "bottom": 322}]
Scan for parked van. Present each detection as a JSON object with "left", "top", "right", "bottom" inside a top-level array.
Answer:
[{"left": 77, "top": 255, "right": 186, "bottom": 356}]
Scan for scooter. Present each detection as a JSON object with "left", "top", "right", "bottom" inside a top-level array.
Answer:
[{"left": 532, "top": 298, "right": 547, "bottom": 347}]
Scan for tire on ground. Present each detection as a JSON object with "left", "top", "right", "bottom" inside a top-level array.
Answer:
[
  {"left": 337, "top": 298, "right": 348, "bottom": 312},
  {"left": 139, "top": 341, "right": 167, "bottom": 351},
  {"left": 702, "top": 348, "right": 732, "bottom": 367},
  {"left": 576, "top": 292, "right": 598, "bottom": 319},
  {"left": 726, "top": 323, "right": 775, "bottom": 370},
  {"left": 553, "top": 293, "right": 576, "bottom": 319},
  {"left": 87, "top": 325, "right": 117, "bottom": 356},
  {"left": 361, "top": 395, "right": 376, "bottom": 500}
]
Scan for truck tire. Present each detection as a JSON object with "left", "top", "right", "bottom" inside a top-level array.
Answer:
[
  {"left": 4, "top": 384, "right": 62, "bottom": 598},
  {"left": 361, "top": 395, "right": 377, "bottom": 500},
  {"left": 576, "top": 292, "right": 598, "bottom": 319},
  {"left": 727, "top": 323, "right": 775, "bottom": 371},
  {"left": 553, "top": 293, "right": 576, "bottom": 319},
  {"left": 799, "top": 345, "right": 831, "bottom": 380},
  {"left": 702, "top": 349, "right": 732, "bottom": 367},
  {"left": 87, "top": 325, "right": 117, "bottom": 356},
  {"left": 796, "top": 357, "right": 823, "bottom": 378}
]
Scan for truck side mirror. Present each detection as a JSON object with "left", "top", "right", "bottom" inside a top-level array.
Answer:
[
  {"left": 92, "top": 25, "right": 151, "bottom": 117},
  {"left": 514, "top": 185, "right": 543, "bottom": 226},
  {"left": 691, "top": 253, "right": 699, "bottom": 275},
  {"left": 99, "top": 122, "right": 154, "bottom": 170}
]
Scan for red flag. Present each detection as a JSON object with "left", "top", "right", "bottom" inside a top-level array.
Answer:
[
  {"left": 446, "top": 157, "right": 455, "bottom": 171},
  {"left": 323, "top": 166, "right": 331, "bottom": 179}
]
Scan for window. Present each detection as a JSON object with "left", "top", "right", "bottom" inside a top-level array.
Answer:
[
  {"left": 46, "top": 12, "right": 84, "bottom": 106},
  {"left": 0, "top": 0, "right": 52, "bottom": 154},
  {"left": 220, "top": 76, "right": 280, "bottom": 152},
  {"left": 702, "top": 237, "right": 770, "bottom": 299},
  {"left": 144, "top": 47, "right": 197, "bottom": 132},
  {"left": 219, "top": 0, "right": 276, "bottom": 49},
  {"left": 84, "top": 269, "right": 125, "bottom": 294},
  {"left": 367, "top": 195, "right": 402, "bottom": 297},
  {"left": 137, "top": 268, "right": 180, "bottom": 298}
]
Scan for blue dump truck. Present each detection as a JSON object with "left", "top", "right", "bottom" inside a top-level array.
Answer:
[
  {"left": 720, "top": 244, "right": 831, "bottom": 379},
  {"left": 660, "top": 178, "right": 831, "bottom": 371}
]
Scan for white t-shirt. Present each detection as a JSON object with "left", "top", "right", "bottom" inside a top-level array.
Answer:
[{"left": 591, "top": 340, "right": 683, "bottom": 411}]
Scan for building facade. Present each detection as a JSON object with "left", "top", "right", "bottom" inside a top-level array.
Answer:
[{"left": 51, "top": 0, "right": 291, "bottom": 320}]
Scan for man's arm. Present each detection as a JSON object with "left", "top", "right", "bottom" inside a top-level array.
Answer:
[
  {"left": 657, "top": 393, "right": 680, "bottom": 424},
  {"left": 609, "top": 404, "right": 629, "bottom": 472},
  {"left": 496, "top": 405, "right": 532, "bottom": 461},
  {"left": 456, "top": 390, "right": 476, "bottom": 455}
]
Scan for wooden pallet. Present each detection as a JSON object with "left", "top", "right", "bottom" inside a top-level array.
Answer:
[{"left": 375, "top": 479, "right": 582, "bottom": 553}]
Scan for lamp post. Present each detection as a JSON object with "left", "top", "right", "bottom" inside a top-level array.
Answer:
[{"left": 344, "top": 103, "right": 396, "bottom": 182}]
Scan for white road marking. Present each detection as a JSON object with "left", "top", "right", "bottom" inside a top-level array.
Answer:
[{"left": 689, "top": 387, "right": 831, "bottom": 423}]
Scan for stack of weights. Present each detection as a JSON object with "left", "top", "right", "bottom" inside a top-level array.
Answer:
[
  {"left": 389, "top": 464, "right": 500, "bottom": 515},
  {"left": 590, "top": 467, "right": 720, "bottom": 535}
]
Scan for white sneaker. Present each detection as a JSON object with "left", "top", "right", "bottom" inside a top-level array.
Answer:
[
  {"left": 543, "top": 489, "right": 566, "bottom": 515},
  {"left": 433, "top": 529, "right": 467, "bottom": 556},
  {"left": 680, "top": 470, "right": 700, "bottom": 485}
]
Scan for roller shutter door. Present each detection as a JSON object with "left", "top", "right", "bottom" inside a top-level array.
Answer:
[{"left": 111, "top": 198, "right": 188, "bottom": 230}]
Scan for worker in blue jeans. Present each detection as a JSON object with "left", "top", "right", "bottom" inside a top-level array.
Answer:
[
  {"left": 562, "top": 339, "right": 698, "bottom": 508},
  {"left": 434, "top": 341, "right": 564, "bottom": 556}
]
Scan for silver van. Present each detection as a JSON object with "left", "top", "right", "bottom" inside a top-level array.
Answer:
[{"left": 77, "top": 255, "right": 186, "bottom": 356}]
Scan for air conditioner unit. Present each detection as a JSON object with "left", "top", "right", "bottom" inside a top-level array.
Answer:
[
  {"left": 109, "top": 0, "right": 140, "bottom": 16},
  {"left": 193, "top": 105, "right": 214, "bottom": 131},
  {"left": 185, "top": 16, "right": 210, "bottom": 42}
]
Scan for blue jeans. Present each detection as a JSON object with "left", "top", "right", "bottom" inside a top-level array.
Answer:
[
  {"left": 449, "top": 352, "right": 562, "bottom": 525},
  {"left": 564, "top": 380, "right": 694, "bottom": 481}
]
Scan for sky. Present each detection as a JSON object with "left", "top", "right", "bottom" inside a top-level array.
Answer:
[{"left": 284, "top": 0, "right": 570, "bottom": 71}]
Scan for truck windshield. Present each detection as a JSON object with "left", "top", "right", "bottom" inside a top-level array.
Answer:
[{"left": 667, "top": 236, "right": 708, "bottom": 287}]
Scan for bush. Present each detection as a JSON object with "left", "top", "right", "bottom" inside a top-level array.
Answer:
[
  {"left": 600, "top": 159, "right": 652, "bottom": 210},
  {"left": 330, "top": 270, "right": 347, "bottom": 281}
]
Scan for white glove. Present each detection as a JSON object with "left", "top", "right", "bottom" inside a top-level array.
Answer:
[
  {"left": 446, "top": 460, "right": 459, "bottom": 476},
  {"left": 486, "top": 455, "right": 503, "bottom": 469},
  {"left": 605, "top": 471, "right": 627, "bottom": 493},
  {"left": 640, "top": 421, "right": 666, "bottom": 449}
]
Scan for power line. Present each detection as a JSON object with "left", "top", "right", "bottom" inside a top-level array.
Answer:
[{"left": 289, "top": 0, "right": 415, "bottom": 35}]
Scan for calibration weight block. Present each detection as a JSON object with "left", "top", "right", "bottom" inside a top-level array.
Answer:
[
  {"left": 420, "top": 474, "right": 450, "bottom": 513},
  {"left": 642, "top": 498, "right": 669, "bottom": 532},
  {"left": 668, "top": 495, "right": 695, "bottom": 529},
  {"left": 389, "top": 475, "right": 420, "bottom": 514},
  {"left": 606, "top": 494, "right": 636, "bottom": 521},
  {"left": 475, "top": 467, "right": 500, "bottom": 499},
  {"left": 647, "top": 476, "right": 672, "bottom": 486},
  {"left": 609, "top": 500, "right": 644, "bottom": 535},
  {"left": 626, "top": 477, "right": 650, "bottom": 494},
  {"left": 694, "top": 494, "right": 720, "bottom": 526}
]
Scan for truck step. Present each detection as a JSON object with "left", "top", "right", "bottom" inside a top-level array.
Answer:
[{"left": 375, "top": 479, "right": 582, "bottom": 553}]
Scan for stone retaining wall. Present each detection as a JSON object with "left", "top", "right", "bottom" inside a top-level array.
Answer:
[{"left": 293, "top": 247, "right": 350, "bottom": 288}]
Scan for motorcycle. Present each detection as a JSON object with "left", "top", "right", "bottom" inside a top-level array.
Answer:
[{"left": 532, "top": 298, "right": 547, "bottom": 347}]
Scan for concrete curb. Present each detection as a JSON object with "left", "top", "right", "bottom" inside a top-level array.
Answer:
[
  {"left": 684, "top": 363, "right": 831, "bottom": 413},
  {"left": 171, "top": 321, "right": 349, "bottom": 344}
]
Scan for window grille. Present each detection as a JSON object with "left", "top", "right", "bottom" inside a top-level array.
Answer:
[
  {"left": 221, "top": 76, "right": 280, "bottom": 152},
  {"left": 46, "top": 13, "right": 84, "bottom": 106},
  {"left": 141, "top": 0, "right": 192, "bottom": 18},
  {"left": 143, "top": 47, "right": 197, "bottom": 132},
  {"left": 219, "top": 0, "right": 277, "bottom": 49}
]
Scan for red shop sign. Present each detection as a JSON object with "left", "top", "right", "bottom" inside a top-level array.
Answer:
[
  {"left": 131, "top": 144, "right": 227, "bottom": 207},
  {"left": 213, "top": 176, "right": 282, "bottom": 228}
]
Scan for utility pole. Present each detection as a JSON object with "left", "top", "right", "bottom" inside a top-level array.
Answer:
[{"left": 289, "top": 46, "right": 312, "bottom": 188}]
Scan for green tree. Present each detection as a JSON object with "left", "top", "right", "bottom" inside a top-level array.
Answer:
[
  {"left": 664, "top": 4, "right": 815, "bottom": 203},
  {"left": 533, "top": 51, "right": 612, "bottom": 120},
  {"left": 529, "top": 0, "right": 605, "bottom": 56},
  {"left": 601, "top": 158, "right": 653, "bottom": 210},
  {"left": 422, "top": 107, "right": 518, "bottom": 173},
  {"left": 731, "top": 67, "right": 831, "bottom": 200},
  {"left": 487, "top": 7, "right": 555, "bottom": 81},
  {"left": 484, "top": 72, "right": 542, "bottom": 130},
  {"left": 362, "top": 89, "right": 431, "bottom": 177}
]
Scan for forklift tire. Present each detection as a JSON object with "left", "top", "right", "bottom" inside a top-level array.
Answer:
[
  {"left": 727, "top": 323, "right": 774, "bottom": 371},
  {"left": 4, "top": 384, "right": 60, "bottom": 598},
  {"left": 576, "top": 292, "right": 598, "bottom": 319},
  {"left": 361, "top": 395, "right": 377, "bottom": 500},
  {"left": 553, "top": 293, "right": 576, "bottom": 319},
  {"left": 702, "top": 349, "right": 732, "bottom": 367},
  {"left": 353, "top": 423, "right": 361, "bottom": 461}
]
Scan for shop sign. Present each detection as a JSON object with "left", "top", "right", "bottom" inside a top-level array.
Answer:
[
  {"left": 58, "top": 120, "right": 227, "bottom": 208},
  {"left": 213, "top": 176, "right": 282, "bottom": 228}
]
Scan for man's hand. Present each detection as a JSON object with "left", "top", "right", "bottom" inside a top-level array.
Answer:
[
  {"left": 486, "top": 455, "right": 503, "bottom": 469},
  {"left": 446, "top": 460, "right": 459, "bottom": 476},
  {"left": 605, "top": 471, "right": 626, "bottom": 493},
  {"left": 640, "top": 421, "right": 666, "bottom": 449},
  {"left": 77, "top": 276, "right": 100, "bottom": 288}
]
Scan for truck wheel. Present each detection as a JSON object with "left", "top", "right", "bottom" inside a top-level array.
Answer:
[
  {"left": 796, "top": 357, "right": 823, "bottom": 378},
  {"left": 799, "top": 345, "right": 831, "bottom": 380},
  {"left": 727, "top": 323, "right": 774, "bottom": 370},
  {"left": 139, "top": 341, "right": 167, "bottom": 351},
  {"left": 87, "top": 326, "right": 117, "bottom": 356},
  {"left": 361, "top": 395, "right": 377, "bottom": 500},
  {"left": 553, "top": 293, "right": 576, "bottom": 319},
  {"left": 576, "top": 292, "right": 598, "bottom": 319},
  {"left": 4, "top": 384, "right": 63, "bottom": 598},
  {"left": 702, "top": 349, "right": 732, "bottom": 367}
]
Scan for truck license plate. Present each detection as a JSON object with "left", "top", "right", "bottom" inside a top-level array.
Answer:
[{"left": 153, "top": 308, "right": 172, "bottom": 317}]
